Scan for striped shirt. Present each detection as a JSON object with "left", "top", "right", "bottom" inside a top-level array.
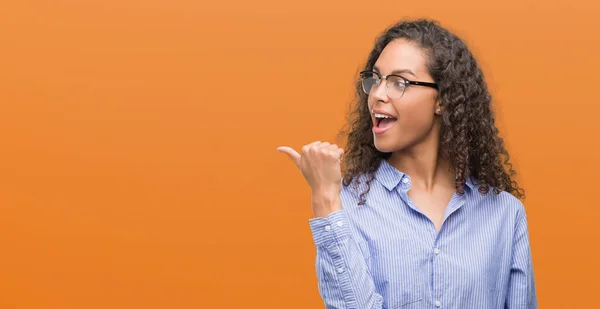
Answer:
[{"left": 308, "top": 159, "right": 537, "bottom": 309}]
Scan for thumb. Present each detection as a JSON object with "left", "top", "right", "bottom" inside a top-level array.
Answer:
[{"left": 276, "top": 146, "right": 301, "bottom": 167}]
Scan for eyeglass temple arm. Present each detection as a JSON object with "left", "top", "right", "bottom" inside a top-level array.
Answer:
[{"left": 407, "top": 80, "right": 438, "bottom": 89}]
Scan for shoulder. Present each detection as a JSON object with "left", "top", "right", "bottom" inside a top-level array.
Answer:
[
  {"left": 340, "top": 173, "right": 378, "bottom": 209},
  {"left": 468, "top": 186, "right": 527, "bottom": 225},
  {"left": 495, "top": 190, "right": 525, "bottom": 213},
  {"left": 339, "top": 175, "right": 364, "bottom": 205},
  {"left": 341, "top": 173, "right": 369, "bottom": 195}
]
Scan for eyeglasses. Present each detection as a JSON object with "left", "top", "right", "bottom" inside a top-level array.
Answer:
[{"left": 359, "top": 71, "right": 438, "bottom": 99}]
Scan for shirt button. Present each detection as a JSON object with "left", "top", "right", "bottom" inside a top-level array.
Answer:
[
  {"left": 435, "top": 300, "right": 441, "bottom": 307},
  {"left": 337, "top": 267, "right": 344, "bottom": 273},
  {"left": 402, "top": 178, "right": 409, "bottom": 184},
  {"left": 325, "top": 225, "right": 331, "bottom": 232},
  {"left": 434, "top": 248, "right": 440, "bottom": 254},
  {"left": 336, "top": 221, "right": 343, "bottom": 227}
]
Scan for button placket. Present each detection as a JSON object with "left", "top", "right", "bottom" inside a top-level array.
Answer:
[{"left": 432, "top": 236, "right": 444, "bottom": 308}]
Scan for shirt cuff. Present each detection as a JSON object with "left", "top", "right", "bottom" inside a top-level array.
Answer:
[{"left": 308, "top": 210, "right": 352, "bottom": 247}]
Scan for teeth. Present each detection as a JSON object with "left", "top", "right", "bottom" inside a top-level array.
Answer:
[{"left": 374, "top": 113, "right": 395, "bottom": 119}]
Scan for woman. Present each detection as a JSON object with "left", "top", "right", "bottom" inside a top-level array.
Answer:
[{"left": 277, "top": 19, "right": 537, "bottom": 308}]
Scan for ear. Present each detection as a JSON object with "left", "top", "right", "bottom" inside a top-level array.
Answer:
[{"left": 434, "top": 98, "right": 443, "bottom": 115}]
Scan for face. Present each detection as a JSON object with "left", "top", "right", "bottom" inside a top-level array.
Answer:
[{"left": 367, "top": 38, "right": 440, "bottom": 153}]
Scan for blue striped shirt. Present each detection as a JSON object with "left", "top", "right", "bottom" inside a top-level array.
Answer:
[{"left": 308, "top": 159, "right": 537, "bottom": 309}]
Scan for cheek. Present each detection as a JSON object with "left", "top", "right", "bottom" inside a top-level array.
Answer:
[{"left": 394, "top": 102, "right": 434, "bottom": 134}]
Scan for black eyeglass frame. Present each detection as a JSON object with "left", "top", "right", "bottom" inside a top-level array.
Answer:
[{"left": 359, "top": 70, "right": 439, "bottom": 98}]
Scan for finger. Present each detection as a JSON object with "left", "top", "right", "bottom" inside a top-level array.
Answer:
[
  {"left": 324, "top": 144, "right": 343, "bottom": 153},
  {"left": 276, "top": 146, "right": 301, "bottom": 167},
  {"left": 337, "top": 148, "right": 345, "bottom": 161},
  {"left": 318, "top": 147, "right": 343, "bottom": 162},
  {"left": 313, "top": 142, "right": 333, "bottom": 158},
  {"left": 326, "top": 146, "right": 344, "bottom": 161},
  {"left": 302, "top": 141, "right": 322, "bottom": 154},
  {"left": 316, "top": 142, "right": 331, "bottom": 152}
]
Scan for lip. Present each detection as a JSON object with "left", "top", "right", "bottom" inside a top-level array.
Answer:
[
  {"left": 371, "top": 111, "right": 398, "bottom": 135},
  {"left": 371, "top": 109, "right": 397, "bottom": 118},
  {"left": 373, "top": 121, "right": 396, "bottom": 134},
  {"left": 371, "top": 108, "right": 398, "bottom": 135}
]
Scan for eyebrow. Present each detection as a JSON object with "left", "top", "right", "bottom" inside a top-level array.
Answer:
[{"left": 372, "top": 66, "right": 417, "bottom": 78}]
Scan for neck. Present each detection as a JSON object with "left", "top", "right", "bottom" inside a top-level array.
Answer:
[{"left": 386, "top": 124, "right": 455, "bottom": 192}]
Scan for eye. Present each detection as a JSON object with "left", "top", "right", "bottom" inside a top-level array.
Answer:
[{"left": 387, "top": 76, "right": 406, "bottom": 89}]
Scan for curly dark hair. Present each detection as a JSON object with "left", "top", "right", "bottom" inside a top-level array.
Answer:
[{"left": 338, "top": 18, "right": 525, "bottom": 205}]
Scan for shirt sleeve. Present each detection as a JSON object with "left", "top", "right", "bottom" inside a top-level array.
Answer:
[
  {"left": 505, "top": 209, "right": 538, "bottom": 309},
  {"left": 308, "top": 209, "right": 383, "bottom": 309}
]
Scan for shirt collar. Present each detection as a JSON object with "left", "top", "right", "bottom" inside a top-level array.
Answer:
[
  {"left": 374, "top": 159, "right": 407, "bottom": 191},
  {"left": 374, "top": 159, "right": 477, "bottom": 192},
  {"left": 464, "top": 175, "right": 477, "bottom": 191}
]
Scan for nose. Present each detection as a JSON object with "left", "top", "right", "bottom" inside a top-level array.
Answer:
[{"left": 369, "top": 80, "right": 390, "bottom": 110}]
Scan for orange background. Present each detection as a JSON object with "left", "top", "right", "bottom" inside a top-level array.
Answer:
[{"left": 1, "top": 0, "right": 599, "bottom": 308}]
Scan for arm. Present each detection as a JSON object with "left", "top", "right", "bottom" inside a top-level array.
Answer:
[
  {"left": 309, "top": 209, "right": 383, "bottom": 309},
  {"left": 277, "top": 142, "right": 381, "bottom": 307},
  {"left": 505, "top": 210, "right": 538, "bottom": 309}
]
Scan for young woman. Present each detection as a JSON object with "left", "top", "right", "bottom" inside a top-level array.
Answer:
[{"left": 277, "top": 19, "right": 537, "bottom": 309}]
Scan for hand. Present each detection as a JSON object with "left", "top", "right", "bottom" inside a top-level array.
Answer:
[
  {"left": 277, "top": 141, "right": 344, "bottom": 192},
  {"left": 277, "top": 141, "right": 344, "bottom": 217}
]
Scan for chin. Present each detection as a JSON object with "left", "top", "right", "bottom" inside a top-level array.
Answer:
[
  {"left": 373, "top": 139, "right": 405, "bottom": 154},
  {"left": 373, "top": 129, "right": 416, "bottom": 153}
]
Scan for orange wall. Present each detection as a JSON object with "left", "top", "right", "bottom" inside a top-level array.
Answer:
[{"left": 1, "top": 0, "right": 599, "bottom": 308}]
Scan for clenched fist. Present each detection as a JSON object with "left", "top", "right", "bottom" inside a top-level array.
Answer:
[{"left": 277, "top": 141, "right": 344, "bottom": 218}]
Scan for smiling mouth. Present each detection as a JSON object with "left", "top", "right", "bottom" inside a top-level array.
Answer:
[{"left": 374, "top": 113, "right": 398, "bottom": 129}]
